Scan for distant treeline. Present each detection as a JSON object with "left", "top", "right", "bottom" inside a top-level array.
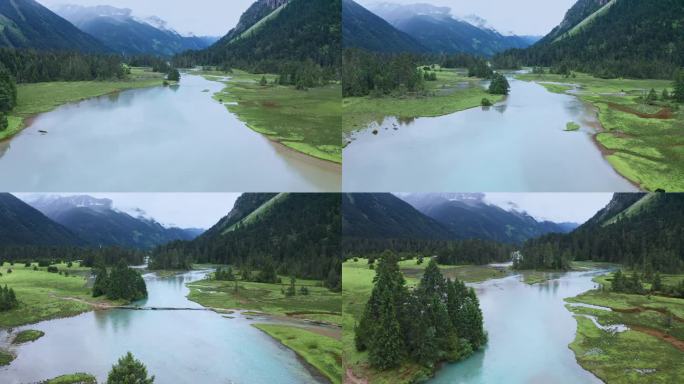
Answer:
[
  {"left": 0, "top": 246, "right": 145, "bottom": 267},
  {"left": 343, "top": 237, "right": 513, "bottom": 265},
  {"left": 342, "top": 48, "right": 492, "bottom": 97},
  {"left": 518, "top": 194, "right": 684, "bottom": 272}
]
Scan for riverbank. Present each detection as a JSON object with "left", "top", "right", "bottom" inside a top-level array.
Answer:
[
  {"left": 199, "top": 69, "right": 342, "bottom": 164},
  {"left": 342, "top": 68, "right": 503, "bottom": 136},
  {"left": 0, "top": 262, "right": 121, "bottom": 328},
  {"left": 343, "top": 258, "right": 505, "bottom": 384},
  {"left": 254, "top": 324, "right": 341, "bottom": 384},
  {"left": 566, "top": 271, "right": 684, "bottom": 383},
  {"left": 516, "top": 72, "right": 681, "bottom": 191},
  {"left": 1, "top": 68, "right": 166, "bottom": 142}
]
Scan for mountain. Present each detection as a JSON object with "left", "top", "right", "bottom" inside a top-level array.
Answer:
[
  {"left": 52, "top": 5, "right": 217, "bottom": 56},
  {"left": 508, "top": 0, "right": 684, "bottom": 78},
  {"left": 26, "top": 195, "right": 202, "bottom": 249},
  {"left": 342, "top": 193, "right": 453, "bottom": 240},
  {"left": 368, "top": 2, "right": 536, "bottom": 56},
  {"left": 152, "top": 193, "right": 341, "bottom": 286},
  {"left": 399, "top": 193, "right": 577, "bottom": 244},
  {"left": 0, "top": 193, "right": 83, "bottom": 246},
  {"left": 342, "top": 0, "right": 427, "bottom": 53},
  {"left": 0, "top": 0, "right": 108, "bottom": 52},
  {"left": 522, "top": 193, "right": 684, "bottom": 271},
  {"left": 187, "top": 0, "right": 340, "bottom": 69}
]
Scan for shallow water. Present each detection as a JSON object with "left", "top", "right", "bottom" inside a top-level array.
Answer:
[
  {"left": 0, "top": 271, "right": 326, "bottom": 384},
  {"left": 0, "top": 74, "right": 340, "bottom": 192},
  {"left": 429, "top": 270, "right": 608, "bottom": 384},
  {"left": 343, "top": 78, "right": 638, "bottom": 192}
]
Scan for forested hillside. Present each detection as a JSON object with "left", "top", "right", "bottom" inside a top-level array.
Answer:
[
  {"left": 0, "top": 0, "right": 108, "bottom": 53},
  {"left": 495, "top": 0, "right": 684, "bottom": 78},
  {"left": 519, "top": 193, "right": 684, "bottom": 271},
  {"left": 151, "top": 194, "right": 341, "bottom": 289},
  {"left": 175, "top": 0, "right": 341, "bottom": 76},
  {"left": 342, "top": 0, "right": 427, "bottom": 53}
]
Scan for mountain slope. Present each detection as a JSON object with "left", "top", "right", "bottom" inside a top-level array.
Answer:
[
  {"left": 511, "top": 0, "right": 684, "bottom": 78},
  {"left": 27, "top": 195, "right": 202, "bottom": 249},
  {"left": 400, "top": 194, "right": 577, "bottom": 244},
  {"left": 342, "top": 0, "right": 427, "bottom": 53},
  {"left": 342, "top": 193, "right": 453, "bottom": 240},
  {"left": 523, "top": 193, "right": 684, "bottom": 270},
  {"left": 369, "top": 3, "right": 535, "bottom": 56},
  {"left": 0, "top": 0, "right": 108, "bottom": 52},
  {"left": 187, "top": 0, "right": 340, "bottom": 69},
  {"left": 52, "top": 5, "right": 216, "bottom": 56},
  {"left": 0, "top": 193, "right": 83, "bottom": 246},
  {"left": 153, "top": 193, "right": 341, "bottom": 284}
]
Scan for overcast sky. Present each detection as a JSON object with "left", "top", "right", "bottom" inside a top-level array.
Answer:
[
  {"left": 483, "top": 193, "right": 612, "bottom": 224},
  {"left": 37, "top": 0, "right": 254, "bottom": 36},
  {"left": 16, "top": 193, "right": 241, "bottom": 229},
  {"left": 358, "top": 0, "right": 577, "bottom": 35}
]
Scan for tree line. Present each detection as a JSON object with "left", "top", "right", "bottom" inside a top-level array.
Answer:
[
  {"left": 0, "top": 285, "right": 18, "bottom": 312},
  {"left": 0, "top": 245, "right": 145, "bottom": 267},
  {"left": 609, "top": 269, "right": 684, "bottom": 298},
  {"left": 355, "top": 252, "right": 486, "bottom": 370},
  {"left": 92, "top": 259, "right": 148, "bottom": 302}
]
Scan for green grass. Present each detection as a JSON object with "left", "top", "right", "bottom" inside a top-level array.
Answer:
[
  {"left": 565, "top": 272, "right": 684, "bottom": 383},
  {"left": 343, "top": 258, "right": 505, "bottom": 383},
  {"left": 42, "top": 373, "right": 97, "bottom": 384},
  {"left": 1, "top": 68, "right": 165, "bottom": 141},
  {"left": 343, "top": 68, "right": 504, "bottom": 134},
  {"left": 186, "top": 276, "right": 341, "bottom": 322},
  {"left": 0, "top": 262, "right": 121, "bottom": 328},
  {"left": 566, "top": 121, "right": 581, "bottom": 131},
  {"left": 201, "top": 70, "right": 341, "bottom": 163},
  {"left": 254, "top": 324, "right": 341, "bottom": 384},
  {"left": 516, "top": 72, "right": 683, "bottom": 191},
  {"left": 0, "top": 349, "right": 14, "bottom": 366},
  {"left": 12, "top": 329, "right": 45, "bottom": 344}
]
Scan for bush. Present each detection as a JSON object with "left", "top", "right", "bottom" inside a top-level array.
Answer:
[
  {"left": 47, "top": 266, "right": 59, "bottom": 273},
  {"left": 481, "top": 98, "right": 492, "bottom": 107}
]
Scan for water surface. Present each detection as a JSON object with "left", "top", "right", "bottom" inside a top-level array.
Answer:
[
  {"left": 0, "top": 270, "right": 326, "bottom": 384},
  {"left": 429, "top": 270, "right": 607, "bottom": 384},
  {"left": 343, "top": 78, "right": 638, "bottom": 192},
  {"left": 0, "top": 75, "right": 340, "bottom": 192}
]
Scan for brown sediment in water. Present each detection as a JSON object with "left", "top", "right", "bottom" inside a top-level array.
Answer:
[{"left": 606, "top": 102, "right": 673, "bottom": 119}]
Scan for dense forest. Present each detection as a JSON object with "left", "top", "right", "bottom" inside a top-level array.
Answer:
[
  {"left": 150, "top": 194, "right": 341, "bottom": 291},
  {"left": 493, "top": 0, "right": 684, "bottom": 79},
  {"left": 174, "top": 0, "right": 340, "bottom": 82},
  {"left": 0, "top": 49, "right": 126, "bottom": 83},
  {"left": 92, "top": 259, "right": 147, "bottom": 301},
  {"left": 518, "top": 194, "right": 684, "bottom": 272},
  {"left": 355, "top": 253, "right": 486, "bottom": 370}
]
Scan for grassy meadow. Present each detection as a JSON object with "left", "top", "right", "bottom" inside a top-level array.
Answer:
[
  {"left": 201, "top": 70, "right": 342, "bottom": 163},
  {"left": 343, "top": 68, "right": 503, "bottom": 135},
  {"left": 566, "top": 272, "right": 684, "bottom": 383},
  {"left": 1, "top": 68, "right": 165, "bottom": 141},
  {"left": 517, "top": 72, "right": 683, "bottom": 191}
]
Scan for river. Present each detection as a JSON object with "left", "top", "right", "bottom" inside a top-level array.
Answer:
[
  {"left": 343, "top": 77, "right": 639, "bottom": 192},
  {"left": 0, "top": 74, "right": 340, "bottom": 192},
  {"left": 0, "top": 270, "right": 328, "bottom": 384},
  {"left": 429, "top": 269, "right": 608, "bottom": 384}
]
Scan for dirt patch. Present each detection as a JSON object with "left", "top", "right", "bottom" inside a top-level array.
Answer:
[
  {"left": 607, "top": 102, "right": 673, "bottom": 119},
  {"left": 261, "top": 101, "right": 280, "bottom": 108},
  {"left": 345, "top": 368, "right": 369, "bottom": 384},
  {"left": 631, "top": 325, "right": 684, "bottom": 352}
]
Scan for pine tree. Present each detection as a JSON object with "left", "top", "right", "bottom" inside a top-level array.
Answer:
[
  {"left": 673, "top": 69, "right": 684, "bottom": 103},
  {"left": 652, "top": 272, "right": 662, "bottom": 292},
  {"left": 488, "top": 73, "right": 510, "bottom": 95},
  {"left": 106, "top": 352, "right": 154, "bottom": 384}
]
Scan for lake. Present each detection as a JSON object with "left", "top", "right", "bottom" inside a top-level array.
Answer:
[
  {"left": 0, "top": 270, "right": 328, "bottom": 384},
  {"left": 429, "top": 269, "right": 608, "bottom": 384},
  {"left": 343, "top": 78, "right": 638, "bottom": 192},
  {"left": 0, "top": 74, "right": 340, "bottom": 192}
]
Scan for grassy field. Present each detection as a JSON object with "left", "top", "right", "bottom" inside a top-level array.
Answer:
[
  {"left": 516, "top": 72, "right": 683, "bottom": 191},
  {"left": 0, "top": 262, "right": 120, "bottom": 328},
  {"left": 0, "top": 349, "right": 13, "bottom": 366},
  {"left": 42, "top": 373, "right": 97, "bottom": 384},
  {"left": 186, "top": 275, "right": 341, "bottom": 325},
  {"left": 1, "top": 68, "right": 165, "bottom": 141},
  {"left": 200, "top": 70, "right": 341, "bottom": 163},
  {"left": 12, "top": 329, "right": 44, "bottom": 344},
  {"left": 343, "top": 258, "right": 505, "bottom": 384},
  {"left": 343, "top": 68, "right": 504, "bottom": 135},
  {"left": 566, "top": 272, "right": 684, "bottom": 383},
  {"left": 254, "top": 324, "right": 341, "bottom": 384}
]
